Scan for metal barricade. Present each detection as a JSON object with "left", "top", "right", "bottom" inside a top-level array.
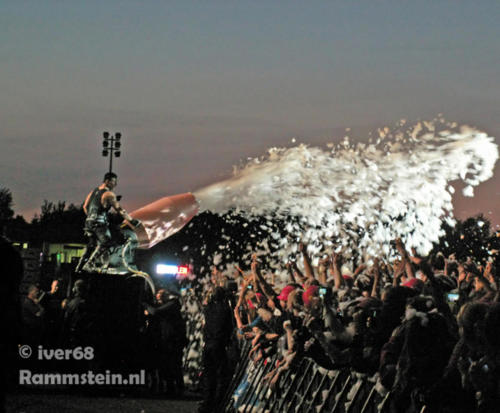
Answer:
[
  {"left": 219, "top": 339, "right": 253, "bottom": 411},
  {"left": 222, "top": 351, "right": 394, "bottom": 413}
]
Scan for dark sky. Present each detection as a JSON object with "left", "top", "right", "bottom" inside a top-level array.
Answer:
[{"left": 1, "top": 1, "right": 499, "bottom": 227}]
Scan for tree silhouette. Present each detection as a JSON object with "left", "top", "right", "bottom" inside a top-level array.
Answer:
[
  {"left": 30, "top": 201, "right": 86, "bottom": 244},
  {"left": 0, "top": 187, "right": 14, "bottom": 234},
  {"left": 432, "top": 214, "right": 496, "bottom": 264}
]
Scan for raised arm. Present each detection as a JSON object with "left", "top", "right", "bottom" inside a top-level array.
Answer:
[
  {"left": 285, "top": 262, "right": 296, "bottom": 284},
  {"left": 444, "top": 253, "right": 456, "bottom": 277},
  {"left": 290, "top": 261, "right": 306, "bottom": 285},
  {"left": 371, "top": 258, "right": 381, "bottom": 298},
  {"left": 330, "top": 250, "right": 345, "bottom": 289},
  {"left": 392, "top": 259, "right": 406, "bottom": 287},
  {"left": 251, "top": 255, "right": 277, "bottom": 301},
  {"left": 318, "top": 256, "right": 330, "bottom": 286},
  {"left": 419, "top": 260, "right": 456, "bottom": 329},
  {"left": 353, "top": 263, "right": 367, "bottom": 279},
  {"left": 235, "top": 277, "right": 250, "bottom": 309},
  {"left": 483, "top": 261, "right": 496, "bottom": 289},
  {"left": 299, "top": 242, "right": 316, "bottom": 282},
  {"left": 467, "top": 262, "right": 495, "bottom": 296},
  {"left": 395, "top": 238, "right": 415, "bottom": 280}
]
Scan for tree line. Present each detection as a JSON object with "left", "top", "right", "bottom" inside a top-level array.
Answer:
[
  {"left": 1, "top": 186, "right": 498, "bottom": 270},
  {"left": 0, "top": 187, "right": 85, "bottom": 245}
]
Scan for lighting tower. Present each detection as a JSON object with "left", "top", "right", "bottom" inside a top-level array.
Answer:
[{"left": 102, "top": 132, "right": 122, "bottom": 173}]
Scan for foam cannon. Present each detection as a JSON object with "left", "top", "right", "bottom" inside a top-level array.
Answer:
[
  {"left": 80, "top": 193, "right": 198, "bottom": 296},
  {"left": 107, "top": 193, "right": 198, "bottom": 294},
  {"left": 128, "top": 193, "right": 199, "bottom": 249}
]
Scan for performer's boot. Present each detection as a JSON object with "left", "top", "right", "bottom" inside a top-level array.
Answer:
[
  {"left": 82, "top": 245, "right": 101, "bottom": 272},
  {"left": 75, "top": 246, "right": 92, "bottom": 273},
  {"left": 75, "top": 254, "right": 86, "bottom": 273},
  {"left": 100, "top": 248, "right": 110, "bottom": 270}
]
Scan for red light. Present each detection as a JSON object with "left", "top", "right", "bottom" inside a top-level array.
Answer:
[{"left": 177, "top": 266, "right": 188, "bottom": 275}]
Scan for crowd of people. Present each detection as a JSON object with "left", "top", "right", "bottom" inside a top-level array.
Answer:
[
  {"left": 197, "top": 239, "right": 500, "bottom": 413},
  {"left": 16, "top": 273, "right": 189, "bottom": 398},
  {"left": 6, "top": 231, "right": 500, "bottom": 413}
]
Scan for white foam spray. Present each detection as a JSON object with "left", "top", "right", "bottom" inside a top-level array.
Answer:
[{"left": 194, "top": 119, "right": 498, "bottom": 268}]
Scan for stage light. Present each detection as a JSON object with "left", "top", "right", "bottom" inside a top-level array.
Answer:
[
  {"left": 156, "top": 264, "right": 190, "bottom": 276},
  {"left": 177, "top": 266, "right": 189, "bottom": 275},
  {"left": 101, "top": 132, "right": 123, "bottom": 173},
  {"left": 156, "top": 264, "right": 179, "bottom": 275}
]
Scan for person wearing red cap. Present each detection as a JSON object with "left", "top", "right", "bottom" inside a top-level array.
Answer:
[
  {"left": 302, "top": 285, "right": 320, "bottom": 308},
  {"left": 402, "top": 277, "right": 424, "bottom": 292},
  {"left": 277, "top": 285, "right": 296, "bottom": 308}
]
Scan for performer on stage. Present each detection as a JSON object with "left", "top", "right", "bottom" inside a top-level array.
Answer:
[{"left": 77, "top": 172, "right": 139, "bottom": 272}]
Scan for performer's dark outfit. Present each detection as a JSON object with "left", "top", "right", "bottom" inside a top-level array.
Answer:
[
  {"left": 84, "top": 185, "right": 113, "bottom": 249},
  {"left": 77, "top": 173, "right": 136, "bottom": 272}
]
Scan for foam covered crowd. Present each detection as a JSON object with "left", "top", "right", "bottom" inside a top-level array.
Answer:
[
  {"left": 7, "top": 232, "right": 500, "bottom": 413},
  {"left": 197, "top": 238, "right": 500, "bottom": 413}
]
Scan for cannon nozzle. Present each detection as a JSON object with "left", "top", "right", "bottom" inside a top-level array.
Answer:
[{"left": 128, "top": 193, "right": 199, "bottom": 249}]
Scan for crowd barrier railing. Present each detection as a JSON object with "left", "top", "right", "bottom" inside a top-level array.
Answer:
[{"left": 220, "top": 345, "right": 395, "bottom": 413}]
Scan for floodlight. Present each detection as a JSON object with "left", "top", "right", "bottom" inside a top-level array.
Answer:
[{"left": 156, "top": 264, "right": 179, "bottom": 275}]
